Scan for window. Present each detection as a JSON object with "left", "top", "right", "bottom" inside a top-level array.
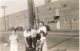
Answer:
[
  {"left": 62, "top": 4, "right": 67, "bottom": 8},
  {"left": 72, "top": 18, "right": 79, "bottom": 22},
  {"left": 48, "top": 7, "right": 52, "bottom": 11}
]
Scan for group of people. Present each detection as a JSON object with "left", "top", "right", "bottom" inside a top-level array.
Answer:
[{"left": 9, "top": 21, "right": 48, "bottom": 51}]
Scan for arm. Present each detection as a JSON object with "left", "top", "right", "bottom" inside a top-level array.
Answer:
[
  {"left": 9, "top": 35, "right": 11, "bottom": 41},
  {"left": 23, "top": 31, "right": 29, "bottom": 47},
  {"left": 41, "top": 39, "right": 45, "bottom": 45},
  {"left": 43, "top": 27, "right": 48, "bottom": 36},
  {"left": 23, "top": 30, "right": 26, "bottom": 37},
  {"left": 24, "top": 37, "right": 29, "bottom": 47}
]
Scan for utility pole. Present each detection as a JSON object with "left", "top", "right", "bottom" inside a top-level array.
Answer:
[
  {"left": 35, "top": 7, "right": 40, "bottom": 28},
  {"left": 27, "top": 0, "right": 35, "bottom": 28},
  {"left": 1, "top": 6, "right": 7, "bottom": 30}
]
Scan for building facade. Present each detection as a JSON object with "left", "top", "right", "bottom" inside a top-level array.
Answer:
[{"left": 0, "top": 0, "right": 79, "bottom": 31}]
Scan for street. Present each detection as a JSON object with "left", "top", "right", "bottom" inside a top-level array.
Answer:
[{"left": 0, "top": 31, "right": 79, "bottom": 51}]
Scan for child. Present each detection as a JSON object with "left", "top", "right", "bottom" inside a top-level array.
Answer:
[{"left": 9, "top": 29, "right": 18, "bottom": 51}]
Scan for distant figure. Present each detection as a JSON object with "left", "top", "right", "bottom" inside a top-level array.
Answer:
[
  {"left": 36, "top": 31, "right": 48, "bottom": 51},
  {"left": 57, "top": 20, "right": 60, "bottom": 29},
  {"left": 9, "top": 29, "right": 18, "bottom": 51},
  {"left": 23, "top": 26, "right": 32, "bottom": 51}
]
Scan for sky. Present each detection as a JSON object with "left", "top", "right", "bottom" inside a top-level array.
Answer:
[{"left": 0, "top": 0, "right": 45, "bottom": 17}]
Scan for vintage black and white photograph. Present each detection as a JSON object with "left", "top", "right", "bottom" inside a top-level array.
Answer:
[{"left": 0, "top": 0, "right": 79, "bottom": 51}]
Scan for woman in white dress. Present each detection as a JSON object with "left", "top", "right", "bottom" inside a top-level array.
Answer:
[
  {"left": 36, "top": 31, "right": 48, "bottom": 51},
  {"left": 9, "top": 29, "right": 18, "bottom": 51}
]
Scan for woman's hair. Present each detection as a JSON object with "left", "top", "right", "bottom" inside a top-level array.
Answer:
[
  {"left": 36, "top": 31, "right": 46, "bottom": 40},
  {"left": 39, "top": 30, "right": 45, "bottom": 36},
  {"left": 36, "top": 34, "right": 41, "bottom": 40},
  {"left": 27, "top": 26, "right": 32, "bottom": 31},
  {"left": 39, "top": 21, "right": 44, "bottom": 25},
  {"left": 12, "top": 28, "right": 17, "bottom": 32},
  {"left": 33, "top": 25, "right": 37, "bottom": 29}
]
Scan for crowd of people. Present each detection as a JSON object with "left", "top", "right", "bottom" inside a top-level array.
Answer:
[{"left": 9, "top": 21, "right": 48, "bottom": 51}]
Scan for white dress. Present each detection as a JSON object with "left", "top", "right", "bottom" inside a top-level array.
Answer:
[
  {"left": 40, "top": 37, "right": 48, "bottom": 51},
  {"left": 9, "top": 34, "right": 18, "bottom": 51},
  {"left": 36, "top": 37, "right": 48, "bottom": 51}
]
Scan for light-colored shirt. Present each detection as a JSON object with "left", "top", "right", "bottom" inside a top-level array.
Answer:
[
  {"left": 38, "top": 26, "right": 47, "bottom": 34},
  {"left": 9, "top": 34, "right": 18, "bottom": 45},
  {"left": 31, "top": 29, "right": 37, "bottom": 37},
  {"left": 23, "top": 30, "right": 31, "bottom": 37}
]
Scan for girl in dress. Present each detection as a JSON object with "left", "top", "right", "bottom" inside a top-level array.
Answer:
[
  {"left": 23, "top": 26, "right": 32, "bottom": 51},
  {"left": 36, "top": 31, "right": 48, "bottom": 51},
  {"left": 9, "top": 29, "right": 18, "bottom": 51}
]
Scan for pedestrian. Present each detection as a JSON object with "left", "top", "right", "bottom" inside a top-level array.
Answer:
[
  {"left": 36, "top": 31, "right": 48, "bottom": 51},
  {"left": 9, "top": 29, "right": 19, "bottom": 51},
  {"left": 31, "top": 25, "right": 38, "bottom": 51},
  {"left": 23, "top": 26, "right": 32, "bottom": 51}
]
